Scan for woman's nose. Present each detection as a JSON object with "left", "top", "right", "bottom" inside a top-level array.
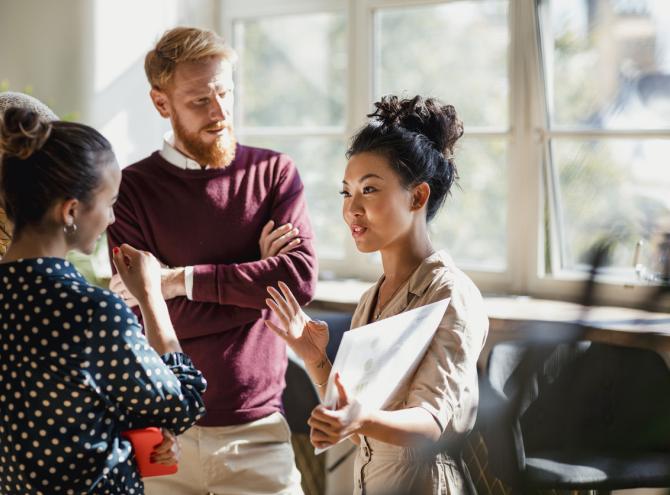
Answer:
[{"left": 345, "top": 195, "right": 363, "bottom": 217}]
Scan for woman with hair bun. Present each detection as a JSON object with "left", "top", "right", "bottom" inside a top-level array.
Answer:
[
  {"left": 0, "top": 91, "right": 59, "bottom": 258},
  {"left": 0, "top": 107, "right": 207, "bottom": 494},
  {"left": 266, "top": 95, "right": 488, "bottom": 493}
]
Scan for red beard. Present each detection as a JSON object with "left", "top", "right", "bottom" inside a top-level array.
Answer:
[{"left": 173, "top": 117, "right": 237, "bottom": 168}]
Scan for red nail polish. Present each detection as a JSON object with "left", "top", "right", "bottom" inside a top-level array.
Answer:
[{"left": 112, "top": 247, "right": 119, "bottom": 254}]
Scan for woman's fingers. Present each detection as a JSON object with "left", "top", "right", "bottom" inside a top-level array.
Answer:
[
  {"left": 151, "top": 450, "right": 178, "bottom": 465},
  {"left": 310, "top": 437, "right": 333, "bottom": 449},
  {"left": 309, "top": 423, "right": 336, "bottom": 448},
  {"left": 109, "top": 273, "right": 125, "bottom": 292},
  {"left": 111, "top": 244, "right": 141, "bottom": 278},
  {"left": 117, "top": 243, "right": 141, "bottom": 267},
  {"left": 266, "top": 286, "right": 293, "bottom": 318},
  {"left": 307, "top": 414, "right": 334, "bottom": 432},
  {"left": 264, "top": 298, "right": 290, "bottom": 329},
  {"left": 310, "top": 427, "right": 337, "bottom": 444},
  {"left": 109, "top": 273, "right": 139, "bottom": 307},
  {"left": 152, "top": 433, "right": 174, "bottom": 454},
  {"left": 311, "top": 405, "right": 343, "bottom": 427},
  {"left": 266, "top": 286, "right": 289, "bottom": 310},
  {"left": 278, "top": 281, "right": 301, "bottom": 314},
  {"left": 310, "top": 427, "right": 332, "bottom": 449},
  {"left": 111, "top": 248, "right": 129, "bottom": 280},
  {"left": 334, "top": 372, "right": 350, "bottom": 406},
  {"left": 150, "top": 430, "right": 180, "bottom": 465},
  {"left": 124, "top": 295, "right": 140, "bottom": 308}
]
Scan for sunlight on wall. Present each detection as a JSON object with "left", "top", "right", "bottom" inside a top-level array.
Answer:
[
  {"left": 93, "top": 0, "right": 183, "bottom": 94},
  {"left": 101, "top": 110, "right": 134, "bottom": 163},
  {"left": 89, "top": 0, "right": 218, "bottom": 166}
]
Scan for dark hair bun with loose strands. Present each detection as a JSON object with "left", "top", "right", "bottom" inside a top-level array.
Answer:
[
  {"left": 0, "top": 107, "right": 52, "bottom": 160},
  {"left": 0, "top": 107, "right": 114, "bottom": 235},
  {"left": 370, "top": 95, "right": 463, "bottom": 161},
  {"left": 347, "top": 95, "right": 464, "bottom": 221}
]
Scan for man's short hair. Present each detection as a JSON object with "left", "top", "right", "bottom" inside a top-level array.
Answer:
[{"left": 145, "top": 27, "right": 238, "bottom": 90}]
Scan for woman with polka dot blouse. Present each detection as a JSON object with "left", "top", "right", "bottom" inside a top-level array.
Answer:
[{"left": 0, "top": 107, "right": 207, "bottom": 494}]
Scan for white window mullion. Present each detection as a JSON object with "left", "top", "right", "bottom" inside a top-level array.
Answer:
[
  {"left": 221, "top": 0, "right": 345, "bottom": 20},
  {"left": 237, "top": 127, "right": 345, "bottom": 138},
  {"left": 548, "top": 129, "right": 670, "bottom": 139},
  {"left": 367, "top": 0, "right": 464, "bottom": 9},
  {"left": 506, "top": 0, "right": 543, "bottom": 294},
  {"left": 534, "top": 0, "right": 567, "bottom": 277},
  {"left": 342, "top": 0, "right": 382, "bottom": 281}
]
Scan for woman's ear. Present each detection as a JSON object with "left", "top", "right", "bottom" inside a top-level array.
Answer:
[
  {"left": 57, "top": 198, "right": 80, "bottom": 228},
  {"left": 410, "top": 182, "right": 431, "bottom": 212}
]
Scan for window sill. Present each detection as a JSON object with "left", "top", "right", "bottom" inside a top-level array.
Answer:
[{"left": 311, "top": 279, "right": 670, "bottom": 360}]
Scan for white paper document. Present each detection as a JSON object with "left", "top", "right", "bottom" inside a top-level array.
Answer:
[{"left": 315, "top": 298, "right": 450, "bottom": 454}]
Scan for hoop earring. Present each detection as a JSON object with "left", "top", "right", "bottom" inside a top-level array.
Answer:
[{"left": 64, "top": 222, "right": 78, "bottom": 235}]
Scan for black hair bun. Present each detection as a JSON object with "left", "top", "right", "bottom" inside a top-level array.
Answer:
[
  {"left": 369, "top": 95, "right": 463, "bottom": 159},
  {"left": 0, "top": 107, "right": 52, "bottom": 160}
]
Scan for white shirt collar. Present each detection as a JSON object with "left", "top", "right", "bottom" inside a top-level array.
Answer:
[{"left": 160, "top": 132, "right": 211, "bottom": 170}]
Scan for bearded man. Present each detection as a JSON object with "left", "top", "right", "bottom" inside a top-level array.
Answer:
[{"left": 107, "top": 27, "right": 316, "bottom": 495}]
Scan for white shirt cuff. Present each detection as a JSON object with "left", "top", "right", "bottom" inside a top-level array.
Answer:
[{"left": 184, "top": 266, "right": 195, "bottom": 300}]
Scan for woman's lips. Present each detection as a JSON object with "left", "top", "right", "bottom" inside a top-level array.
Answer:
[{"left": 351, "top": 225, "right": 368, "bottom": 239}]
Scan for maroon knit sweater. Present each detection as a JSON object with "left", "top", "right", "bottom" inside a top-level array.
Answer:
[{"left": 107, "top": 145, "right": 318, "bottom": 426}]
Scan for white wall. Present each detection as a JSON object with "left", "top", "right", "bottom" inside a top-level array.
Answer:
[
  {"left": 0, "top": 0, "right": 221, "bottom": 166},
  {"left": 0, "top": 0, "right": 91, "bottom": 120}
]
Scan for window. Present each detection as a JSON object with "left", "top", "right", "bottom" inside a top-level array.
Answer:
[
  {"left": 232, "top": 11, "right": 349, "bottom": 261},
  {"left": 373, "top": 2, "right": 509, "bottom": 270},
  {"left": 540, "top": 0, "right": 670, "bottom": 280},
  {"left": 221, "top": 0, "right": 670, "bottom": 307}
]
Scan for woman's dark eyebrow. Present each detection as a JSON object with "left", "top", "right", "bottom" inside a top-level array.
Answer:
[
  {"left": 342, "top": 173, "right": 385, "bottom": 186},
  {"left": 359, "top": 173, "right": 384, "bottom": 182}
]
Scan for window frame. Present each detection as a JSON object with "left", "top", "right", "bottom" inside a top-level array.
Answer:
[
  {"left": 532, "top": 0, "right": 670, "bottom": 308},
  {"left": 220, "top": 0, "right": 670, "bottom": 310}
]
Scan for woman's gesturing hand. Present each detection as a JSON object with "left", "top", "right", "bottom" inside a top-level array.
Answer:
[
  {"left": 111, "top": 244, "right": 162, "bottom": 304},
  {"left": 309, "top": 373, "right": 366, "bottom": 449},
  {"left": 265, "top": 281, "right": 329, "bottom": 364}
]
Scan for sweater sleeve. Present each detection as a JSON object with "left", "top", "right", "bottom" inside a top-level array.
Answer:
[
  {"left": 108, "top": 172, "right": 263, "bottom": 339},
  {"left": 190, "top": 157, "right": 318, "bottom": 309}
]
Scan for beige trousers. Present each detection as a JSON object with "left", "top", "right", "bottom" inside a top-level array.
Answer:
[{"left": 144, "top": 412, "right": 304, "bottom": 495}]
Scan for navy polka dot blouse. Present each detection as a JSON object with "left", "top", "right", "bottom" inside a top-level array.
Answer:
[{"left": 0, "top": 258, "right": 207, "bottom": 494}]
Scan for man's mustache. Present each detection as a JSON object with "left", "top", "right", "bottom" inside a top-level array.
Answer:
[{"left": 202, "top": 122, "right": 232, "bottom": 132}]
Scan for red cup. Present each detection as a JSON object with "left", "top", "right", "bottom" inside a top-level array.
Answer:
[{"left": 121, "top": 427, "right": 178, "bottom": 477}]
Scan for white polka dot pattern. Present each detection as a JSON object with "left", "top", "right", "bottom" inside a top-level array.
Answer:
[{"left": 0, "top": 257, "right": 207, "bottom": 494}]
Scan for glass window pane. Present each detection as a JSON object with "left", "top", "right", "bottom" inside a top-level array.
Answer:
[
  {"left": 374, "top": 1, "right": 509, "bottom": 128},
  {"left": 240, "top": 136, "right": 348, "bottom": 260},
  {"left": 552, "top": 138, "right": 670, "bottom": 272},
  {"left": 431, "top": 138, "right": 508, "bottom": 270},
  {"left": 234, "top": 13, "right": 346, "bottom": 128},
  {"left": 542, "top": 0, "right": 670, "bottom": 129}
]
